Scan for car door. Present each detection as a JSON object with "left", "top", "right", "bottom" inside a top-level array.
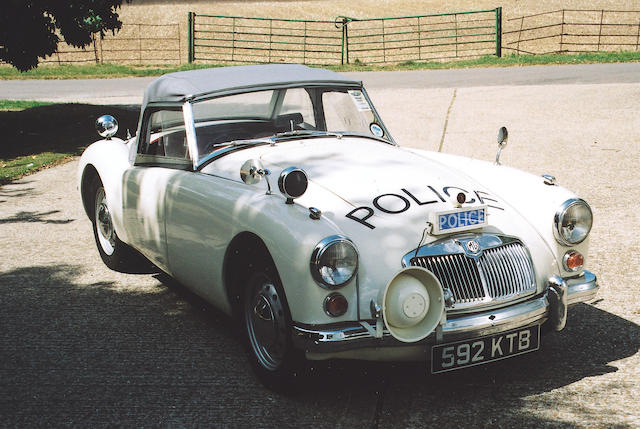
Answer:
[{"left": 122, "top": 106, "right": 192, "bottom": 272}]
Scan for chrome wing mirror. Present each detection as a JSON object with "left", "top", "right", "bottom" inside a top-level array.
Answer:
[
  {"left": 495, "top": 126, "right": 508, "bottom": 165},
  {"left": 240, "top": 159, "right": 272, "bottom": 194},
  {"left": 95, "top": 115, "right": 118, "bottom": 140}
]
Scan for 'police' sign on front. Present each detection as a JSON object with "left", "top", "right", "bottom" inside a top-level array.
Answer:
[{"left": 431, "top": 206, "right": 488, "bottom": 235}]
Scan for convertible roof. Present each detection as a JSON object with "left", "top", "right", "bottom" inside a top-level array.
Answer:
[{"left": 142, "top": 64, "right": 361, "bottom": 106}]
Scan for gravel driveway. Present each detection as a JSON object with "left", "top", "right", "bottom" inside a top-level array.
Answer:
[{"left": 1, "top": 75, "right": 639, "bottom": 427}]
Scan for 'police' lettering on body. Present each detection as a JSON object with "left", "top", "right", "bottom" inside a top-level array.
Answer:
[{"left": 346, "top": 185, "right": 503, "bottom": 229}]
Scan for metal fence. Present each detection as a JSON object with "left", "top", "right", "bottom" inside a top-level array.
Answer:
[
  {"left": 504, "top": 9, "right": 640, "bottom": 55},
  {"left": 341, "top": 9, "right": 501, "bottom": 64},
  {"left": 188, "top": 14, "right": 343, "bottom": 65},
  {"left": 188, "top": 9, "right": 502, "bottom": 65},
  {"left": 40, "top": 22, "right": 182, "bottom": 65}
]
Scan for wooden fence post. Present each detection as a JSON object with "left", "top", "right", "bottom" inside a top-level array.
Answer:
[
  {"left": 598, "top": 10, "right": 604, "bottom": 51},
  {"left": 516, "top": 16, "right": 524, "bottom": 54},
  {"left": 560, "top": 10, "right": 565, "bottom": 53}
]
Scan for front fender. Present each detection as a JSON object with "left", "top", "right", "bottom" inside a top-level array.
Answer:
[
  {"left": 416, "top": 150, "right": 591, "bottom": 278},
  {"left": 77, "top": 138, "right": 133, "bottom": 243}
]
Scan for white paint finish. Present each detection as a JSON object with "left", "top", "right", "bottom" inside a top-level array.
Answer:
[
  {"left": 77, "top": 138, "right": 133, "bottom": 243},
  {"left": 79, "top": 132, "right": 579, "bottom": 325}
]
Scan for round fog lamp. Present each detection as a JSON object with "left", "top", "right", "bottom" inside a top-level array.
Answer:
[
  {"left": 563, "top": 250, "right": 584, "bottom": 272},
  {"left": 324, "top": 293, "right": 348, "bottom": 317}
]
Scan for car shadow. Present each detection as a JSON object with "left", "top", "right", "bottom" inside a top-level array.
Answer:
[
  {"left": 154, "top": 273, "right": 640, "bottom": 421},
  {"left": 2, "top": 264, "right": 637, "bottom": 427}
]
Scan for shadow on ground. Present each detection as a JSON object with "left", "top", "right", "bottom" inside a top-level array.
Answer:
[
  {"left": 0, "top": 104, "right": 139, "bottom": 159},
  {"left": 1, "top": 264, "right": 638, "bottom": 427}
]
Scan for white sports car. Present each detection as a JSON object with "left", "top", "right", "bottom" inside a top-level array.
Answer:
[{"left": 78, "top": 64, "right": 598, "bottom": 386}]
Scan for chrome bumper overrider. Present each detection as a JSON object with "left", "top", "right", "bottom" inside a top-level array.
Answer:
[{"left": 292, "top": 270, "right": 598, "bottom": 355}]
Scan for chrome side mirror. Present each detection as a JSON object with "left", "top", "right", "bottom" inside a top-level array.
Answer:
[
  {"left": 96, "top": 115, "right": 118, "bottom": 139},
  {"left": 495, "top": 126, "right": 508, "bottom": 165},
  {"left": 240, "top": 159, "right": 272, "bottom": 194}
]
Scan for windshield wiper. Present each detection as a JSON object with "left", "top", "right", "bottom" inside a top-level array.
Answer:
[
  {"left": 274, "top": 130, "right": 343, "bottom": 139},
  {"left": 205, "top": 138, "right": 273, "bottom": 152}
]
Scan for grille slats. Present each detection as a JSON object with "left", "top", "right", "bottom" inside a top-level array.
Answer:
[{"left": 410, "top": 241, "right": 535, "bottom": 309}]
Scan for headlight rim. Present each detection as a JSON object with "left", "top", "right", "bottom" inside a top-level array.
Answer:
[
  {"left": 553, "top": 198, "right": 593, "bottom": 246},
  {"left": 310, "top": 235, "right": 359, "bottom": 289}
]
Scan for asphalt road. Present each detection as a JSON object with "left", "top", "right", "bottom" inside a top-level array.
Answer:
[
  {"left": 1, "top": 64, "right": 639, "bottom": 427},
  {"left": 2, "top": 62, "right": 640, "bottom": 104}
]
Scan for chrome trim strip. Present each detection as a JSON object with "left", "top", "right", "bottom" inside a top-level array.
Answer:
[
  {"left": 566, "top": 270, "right": 598, "bottom": 305},
  {"left": 182, "top": 101, "right": 199, "bottom": 171},
  {"left": 292, "top": 294, "right": 549, "bottom": 353},
  {"left": 292, "top": 270, "right": 598, "bottom": 354},
  {"left": 547, "top": 275, "right": 568, "bottom": 331}
]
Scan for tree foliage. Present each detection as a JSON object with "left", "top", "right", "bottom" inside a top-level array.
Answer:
[{"left": 0, "top": 1, "right": 129, "bottom": 71}]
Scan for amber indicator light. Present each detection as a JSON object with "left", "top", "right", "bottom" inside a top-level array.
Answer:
[
  {"left": 565, "top": 251, "right": 584, "bottom": 270},
  {"left": 324, "top": 293, "right": 348, "bottom": 317}
]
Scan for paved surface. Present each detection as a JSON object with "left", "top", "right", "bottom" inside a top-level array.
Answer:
[
  {"left": 1, "top": 66, "right": 640, "bottom": 427},
  {"left": 2, "top": 62, "right": 640, "bottom": 104}
]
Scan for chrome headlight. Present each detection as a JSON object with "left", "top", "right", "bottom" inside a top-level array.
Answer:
[
  {"left": 554, "top": 198, "right": 593, "bottom": 245},
  {"left": 311, "top": 235, "right": 358, "bottom": 289}
]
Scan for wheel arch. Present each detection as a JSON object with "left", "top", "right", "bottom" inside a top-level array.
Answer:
[
  {"left": 223, "top": 231, "right": 286, "bottom": 318},
  {"left": 80, "top": 164, "right": 100, "bottom": 219}
]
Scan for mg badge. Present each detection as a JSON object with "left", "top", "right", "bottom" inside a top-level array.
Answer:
[{"left": 466, "top": 240, "right": 480, "bottom": 254}]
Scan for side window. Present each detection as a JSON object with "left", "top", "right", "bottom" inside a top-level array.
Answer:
[
  {"left": 280, "top": 88, "right": 316, "bottom": 129},
  {"left": 138, "top": 109, "right": 190, "bottom": 163}
]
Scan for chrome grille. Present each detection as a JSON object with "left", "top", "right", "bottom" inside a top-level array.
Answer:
[{"left": 409, "top": 239, "right": 536, "bottom": 309}]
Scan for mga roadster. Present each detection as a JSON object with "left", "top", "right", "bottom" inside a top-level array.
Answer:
[{"left": 78, "top": 64, "right": 598, "bottom": 385}]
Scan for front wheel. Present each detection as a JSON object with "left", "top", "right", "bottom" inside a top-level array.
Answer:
[
  {"left": 90, "top": 176, "right": 142, "bottom": 272},
  {"left": 243, "top": 268, "right": 303, "bottom": 389}
]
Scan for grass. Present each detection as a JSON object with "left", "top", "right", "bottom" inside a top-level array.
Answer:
[
  {"left": 333, "top": 51, "right": 640, "bottom": 71},
  {"left": 0, "top": 63, "right": 218, "bottom": 80},
  {"left": 2, "top": 51, "right": 640, "bottom": 79},
  {"left": 0, "top": 102, "right": 139, "bottom": 184},
  {"left": 0, "top": 100, "right": 56, "bottom": 111}
]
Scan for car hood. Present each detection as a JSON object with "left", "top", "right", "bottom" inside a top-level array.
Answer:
[
  {"left": 204, "top": 136, "right": 558, "bottom": 314},
  {"left": 260, "top": 137, "right": 493, "bottom": 215},
  {"left": 258, "top": 136, "right": 559, "bottom": 307}
]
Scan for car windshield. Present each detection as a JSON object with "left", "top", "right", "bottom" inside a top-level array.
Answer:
[{"left": 191, "top": 86, "right": 392, "bottom": 162}]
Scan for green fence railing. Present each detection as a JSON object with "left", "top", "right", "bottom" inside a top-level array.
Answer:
[
  {"left": 339, "top": 8, "right": 501, "bottom": 64},
  {"left": 188, "top": 13, "right": 344, "bottom": 65},
  {"left": 188, "top": 8, "right": 503, "bottom": 65}
]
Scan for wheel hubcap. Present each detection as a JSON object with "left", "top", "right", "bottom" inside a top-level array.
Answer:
[
  {"left": 245, "top": 280, "right": 287, "bottom": 371},
  {"left": 95, "top": 187, "right": 116, "bottom": 256}
]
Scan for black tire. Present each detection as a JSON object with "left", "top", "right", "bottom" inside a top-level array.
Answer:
[
  {"left": 243, "top": 265, "right": 304, "bottom": 390},
  {"left": 89, "top": 175, "right": 145, "bottom": 273}
]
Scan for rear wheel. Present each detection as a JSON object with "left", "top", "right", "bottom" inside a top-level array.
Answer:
[{"left": 243, "top": 267, "right": 303, "bottom": 389}]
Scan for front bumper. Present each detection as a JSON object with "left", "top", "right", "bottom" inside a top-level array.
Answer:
[{"left": 292, "top": 270, "right": 598, "bottom": 359}]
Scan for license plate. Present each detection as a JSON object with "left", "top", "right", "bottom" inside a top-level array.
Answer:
[
  {"left": 431, "top": 205, "right": 488, "bottom": 235},
  {"left": 431, "top": 325, "right": 540, "bottom": 374}
]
